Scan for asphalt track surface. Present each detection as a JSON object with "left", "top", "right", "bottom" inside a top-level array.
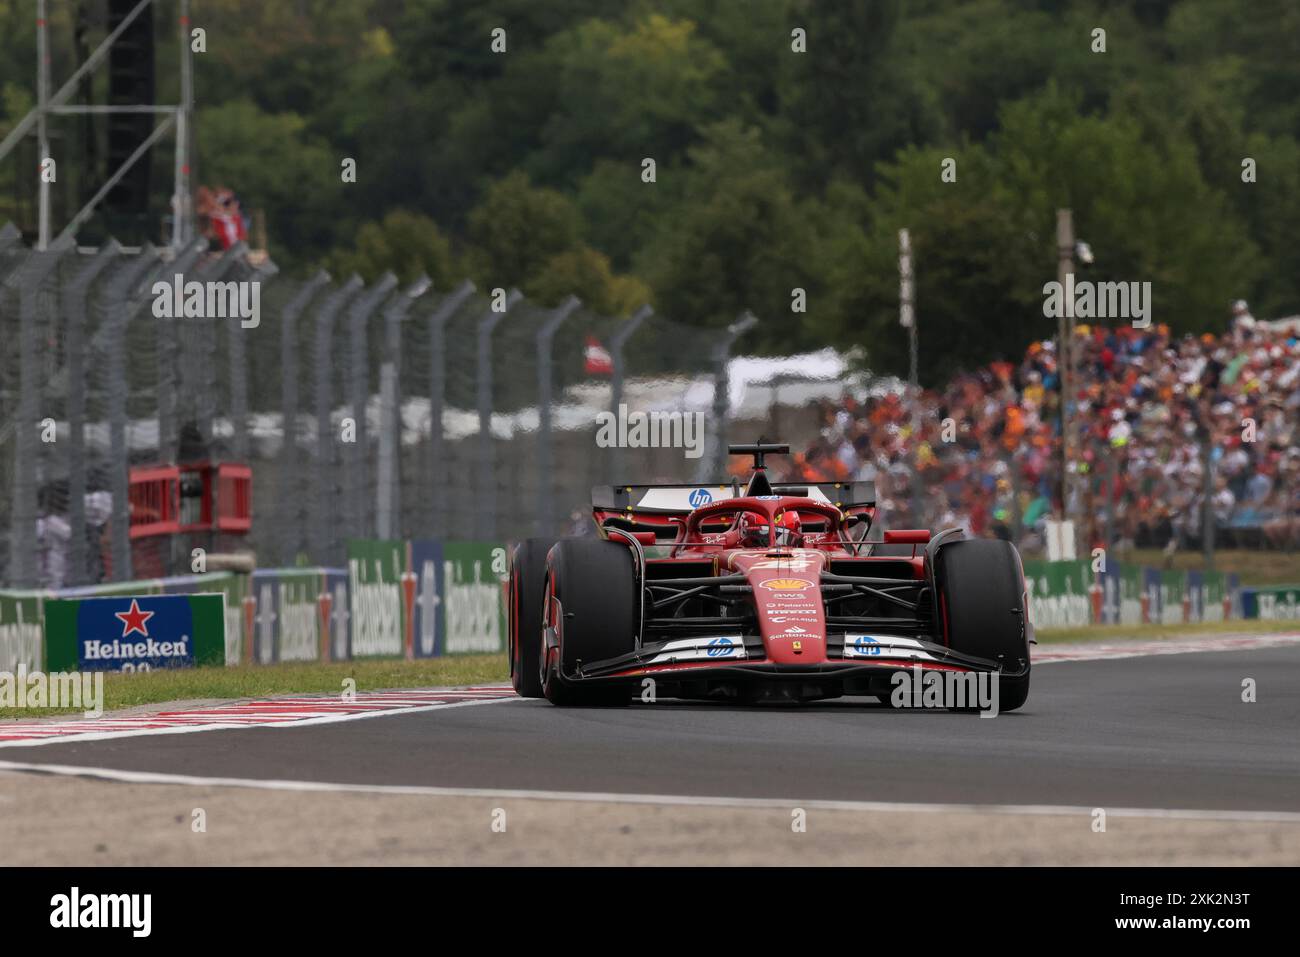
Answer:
[{"left": 7, "top": 644, "right": 1300, "bottom": 813}]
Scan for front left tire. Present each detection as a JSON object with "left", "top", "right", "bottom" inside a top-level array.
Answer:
[{"left": 541, "top": 538, "right": 637, "bottom": 706}]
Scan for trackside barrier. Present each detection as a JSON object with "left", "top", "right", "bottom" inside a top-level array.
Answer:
[
  {"left": 44, "top": 593, "right": 227, "bottom": 672},
  {"left": 0, "top": 572, "right": 249, "bottom": 671},
  {"left": 1240, "top": 586, "right": 1300, "bottom": 621},
  {"left": 1022, "top": 560, "right": 1239, "bottom": 630},
  {"left": 0, "top": 590, "right": 43, "bottom": 673},
  {"left": 345, "top": 538, "right": 510, "bottom": 660},
  {"left": 0, "top": 554, "right": 1268, "bottom": 673},
  {"left": 248, "top": 568, "right": 350, "bottom": 665},
  {"left": 5, "top": 538, "right": 508, "bottom": 671}
]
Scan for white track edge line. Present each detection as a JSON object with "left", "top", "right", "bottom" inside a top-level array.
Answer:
[{"left": 2, "top": 758, "right": 1299, "bottom": 824}]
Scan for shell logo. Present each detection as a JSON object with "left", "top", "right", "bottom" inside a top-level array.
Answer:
[{"left": 759, "top": 578, "right": 816, "bottom": 592}]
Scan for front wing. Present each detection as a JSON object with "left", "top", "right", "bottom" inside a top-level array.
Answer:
[{"left": 556, "top": 632, "right": 1022, "bottom": 683}]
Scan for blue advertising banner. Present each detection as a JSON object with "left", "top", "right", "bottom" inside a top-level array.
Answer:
[
  {"left": 1098, "top": 561, "right": 1122, "bottom": 625},
  {"left": 322, "top": 569, "right": 351, "bottom": 662},
  {"left": 247, "top": 570, "right": 329, "bottom": 664},
  {"left": 1142, "top": 566, "right": 1162, "bottom": 624},
  {"left": 84, "top": 597, "right": 190, "bottom": 670},
  {"left": 250, "top": 572, "right": 276, "bottom": 664},
  {"left": 409, "top": 539, "right": 445, "bottom": 658}
]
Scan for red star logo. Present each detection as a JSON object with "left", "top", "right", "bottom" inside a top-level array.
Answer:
[{"left": 115, "top": 598, "right": 155, "bottom": 638}]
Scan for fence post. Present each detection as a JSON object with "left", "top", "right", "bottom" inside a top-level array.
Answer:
[
  {"left": 476, "top": 288, "right": 523, "bottom": 541},
  {"left": 705, "top": 311, "right": 758, "bottom": 480},
  {"left": 8, "top": 241, "right": 71, "bottom": 587},
  {"left": 157, "top": 240, "right": 207, "bottom": 463},
  {"left": 377, "top": 276, "right": 431, "bottom": 539},
  {"left": 537, "top": 295, "right": 581, "bottom": 536},
  {"left": 310, "top": 275, "right": 363, "bottom": 563},
  {"left": 104, "top": 246, "right": 161, "bottom": 582},
  {"left": 346, "top": 273, "right": 397, "bottom": 542},
  {"left": 64, "top": 241, "right": 119, "bottom": 585},
  {"left": 276, "top": 271, "right": 329, "bottom": 564},
  {"left": 427, "top": 280, "right": 475, "bottom": 536},
  {"left": 0, "top": 225, "right": 28, "bottom": 586},
  {"left": 227, "top": 271, "right": 252, "bottom": 462},
  {"left": 228, "top": 257, "right": 279, "bottom": 464},
  {"left": 187, "top": 243, "right": 247, "bottom": 446},
  {"left": 607, "top": 303, "right": 652, "bottom": 484},
  {"left": 376, "top": 363, "right": 398, "bottom": 541}
]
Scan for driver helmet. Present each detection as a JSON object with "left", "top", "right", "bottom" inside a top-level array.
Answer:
[
  {"left": 736, "top": 511, "right": 770, "bottom": 547},
  {"left": 774, "top": 510, "right": 803, "bottom": 547}
]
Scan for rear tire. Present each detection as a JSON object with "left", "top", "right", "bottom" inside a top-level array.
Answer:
[
  {"left": 935, "top": 539, "right": 1031, "bottom": 712},
  {"left": 508, "top": 538, "right": 555, "bottom": 698},
  {"left": 542, "top": 538, "right": 637, "bottom": 707}
]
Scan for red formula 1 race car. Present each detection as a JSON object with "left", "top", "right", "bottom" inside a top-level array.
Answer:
[{"left": 509, "top": 443, "right": 1032, "bottom": 711}]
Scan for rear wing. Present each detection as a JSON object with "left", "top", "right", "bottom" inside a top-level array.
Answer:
[{"left": 592, "top": 480, "right": 876, "bottom": 515}]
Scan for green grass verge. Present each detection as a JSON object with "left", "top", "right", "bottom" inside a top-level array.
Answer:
[
  {"left": 0, "top": 653, "right": 509, "bottom": 720},
  {"left": 1035, "top": 618, "right": 1300, "bottom": 644}
]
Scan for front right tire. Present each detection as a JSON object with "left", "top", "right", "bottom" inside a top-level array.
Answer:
[{"left": 934, "top": 538, "right": 1031, "bottom": 712}]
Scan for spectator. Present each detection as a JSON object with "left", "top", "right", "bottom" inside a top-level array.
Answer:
[
  {"left": 788, "top": 308, "right": 1300, "bottom": 554},
  {"left": 196, "top": 185, "right": 248, "bottom": 250}
]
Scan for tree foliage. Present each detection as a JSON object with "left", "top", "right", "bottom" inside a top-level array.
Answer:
[{"left": 2, "top": 0, "right": 1296, "bottom": 381}]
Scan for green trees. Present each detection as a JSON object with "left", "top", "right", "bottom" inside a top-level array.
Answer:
[
  {"left": 6, "top": 1, "right": 1291, "bottom": 380},
  {"left": 196, "top": 100, "right": 343, "bottom": 269},
  {"left": 327, "top": 210, "right": 457, "bottom": 286}
]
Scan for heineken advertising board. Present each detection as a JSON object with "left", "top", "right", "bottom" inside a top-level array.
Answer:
[
  {"left": 345, "top": 539, "right": 509, "bottom": 658},
  {"left": 43, "top": 593, "right": 226, "bottom": 672},
  {"left": 1240, "top": 586, "right": 1300, "bottom": 621},
  {"left": 441, "top": 542, "right": 509, "bottom": 654},
  {"left": 1022, "top": 559, "right": 1092, "bottom": 628},
  {"left": 347, "top": 539, "right": 407, "bottom": 658},
  {"left": 248, "top": 569, "right": 336, "bottom": 664}
]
